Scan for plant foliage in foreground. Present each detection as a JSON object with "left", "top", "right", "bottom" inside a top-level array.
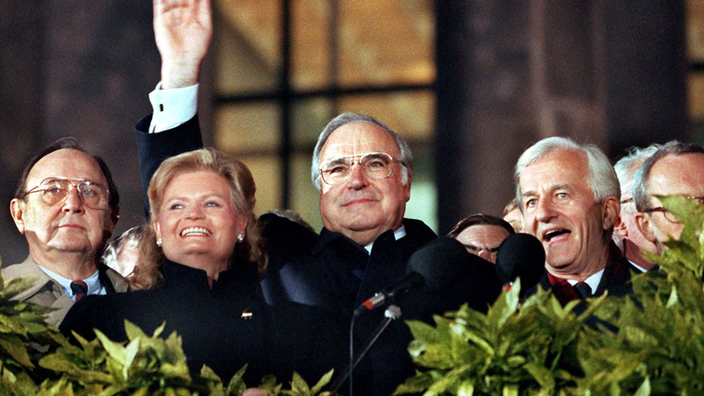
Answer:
[
  {"left": 0, "top": 256, "right": 334, "bottom": 396},
  {"left": 397, "top": 196, "right": 704, "bottom": 396},
  {"left": 0, "top": 256, "right": 66, "bottom": 396},
  {"left": 395, "top": 282, "right": 602, "bottom": 396},
  {"left": 578, "top": 195, "right": 704, "bottom": 395}
]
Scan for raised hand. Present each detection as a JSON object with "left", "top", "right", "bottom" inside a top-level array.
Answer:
[{"left": 153, "top": 0, "right": 213, "bottom": 89}]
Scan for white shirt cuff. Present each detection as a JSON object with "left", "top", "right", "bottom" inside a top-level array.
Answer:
[{"left": 148, "top": 82, "right": 199, "bottom": 133}]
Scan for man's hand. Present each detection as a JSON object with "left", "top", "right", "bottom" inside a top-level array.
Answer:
[{"left": 153, "top": 0, "right": 213, "bottom": 89}]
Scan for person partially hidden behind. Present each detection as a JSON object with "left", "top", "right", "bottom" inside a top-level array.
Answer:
[
  {"left": 502, "top": 199, "right": 524, "bottom": 233},
  {"left": 515, "top": 137, "right": 638, "bottom": 305},
  {"left": 612, "top": 144, "right": 661, "bottom": 272},
  {"left": 632, "top": 141, "right": 704, "bottom": 254},
  {"left": 60, "top": 148, "right": 345, "bottom": 385},
  {"left": 447, "top": 213, "right": 515, "bottom": 263},
  {"left": 102, "top": 224, "right": 145, "bottom": 279},
  {"left": 4, "top": 138, "right": 129, "bottom": 326}
]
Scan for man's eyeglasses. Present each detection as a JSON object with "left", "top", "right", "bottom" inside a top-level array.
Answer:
[
  {"left": 320, "top": 152, "right": 405, "bottom": 186},
  {"left": 643, "top": 195, "right": 704, "bottom": 223},
  {"left": 21, "top": 178, "right": 110, "bottom": 210}
]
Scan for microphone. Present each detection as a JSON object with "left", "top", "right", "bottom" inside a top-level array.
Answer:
[
  {"left": 354, "top": 272, "right": 424, "bottom": 315},
  {"left": 495, "top": 233, "right": 546, "bottom": 292},
  {"left": 354, "top": 237, "right": 469, "bottom": 315}
]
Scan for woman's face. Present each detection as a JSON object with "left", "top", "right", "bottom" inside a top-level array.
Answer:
[{"left": 154, "top": 170, "right": 246, "bottom": 272}]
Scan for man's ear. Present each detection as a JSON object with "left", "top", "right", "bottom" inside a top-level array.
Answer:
[
  {"left": 613, "top": 215, "right": 628, "bottom": 239},
  {"left": 601, "top": 196, "right": 620, "bottom": 230},
  {"left": 109, "top": 206, "right": 120, "bottom": 233},
  {"left": 635, "top": 212, "right": 657, "bottom": 243},
  {"left": 10, "top": 199, "right": 26, "bottom": 234},
  {"left": 403, "top": 173, "right": 412, "bottom": 202}
]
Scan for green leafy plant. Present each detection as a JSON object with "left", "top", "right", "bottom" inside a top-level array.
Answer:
[
  {"left": 397, "top": 196, "right": 704, "bottom": 396},
  {"left": 38, "top": 321, "right": 223, "bottom": 395},
  {"left": 576, "top": 196, "right": 704, "bottom": 395},
  {"left": 36, "top": 320, "right": 336, "bottom": 396},
  {"left": 0, "top": 256, "right": 336, "bottom": 396},
  {"left": 396, "top": 281, "right": 606, "bottom": 396},
  {"left": 0, "top": 256, "right": 67, "bottom": 396}
]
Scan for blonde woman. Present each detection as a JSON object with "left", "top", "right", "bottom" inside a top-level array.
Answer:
[{"left": 61, "top": 148, "right": 344, "bottom": 385}]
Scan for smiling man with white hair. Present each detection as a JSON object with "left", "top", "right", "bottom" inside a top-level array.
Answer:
[{"left": 515, "top": 136, "right": 637, "bottom": 305}]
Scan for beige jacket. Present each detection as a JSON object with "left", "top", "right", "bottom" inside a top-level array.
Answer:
[{"left": 2, "top": 256, "right": 130, "bottom": 327}]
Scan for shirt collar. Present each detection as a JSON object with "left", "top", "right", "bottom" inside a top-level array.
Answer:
[
  {"left": 37, "top": 266, "right": 105, "bottom": 301},
  {"left": 628, "top": 260, "right": 648, "bottom": 273},
  {"left": 565, "top": 268, "right": 604, "bottom": 292},
  {"left": 364, "top": 225, "right": 407, "bottom": 254}
]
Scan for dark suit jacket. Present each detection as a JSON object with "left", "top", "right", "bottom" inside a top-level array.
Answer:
[{"left": 61, "top": 260, "right": 345, "bottom": 384}]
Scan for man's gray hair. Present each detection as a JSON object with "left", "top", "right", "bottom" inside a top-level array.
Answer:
[
  {"left": 612, "top": 144, "right": 661, "bottom": 247},
  {"left": 632, "top": 140, "right": 704, "bottom": 212},
  {"left": 514, "top": 136, "right": 620, "bottom": 208},
  {"left": 613, "top": 144, "right": 662, "bottom": 202},
  {"left": 311, "top": 112, "right": 413, "bottom": 191}
]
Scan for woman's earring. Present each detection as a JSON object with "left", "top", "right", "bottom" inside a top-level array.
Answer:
[
  {"left": 237, "top": 234, "right": 244, "bottom": 242},
  {"left": 156, "top": 238, "right": 162, "bottom": 247}
]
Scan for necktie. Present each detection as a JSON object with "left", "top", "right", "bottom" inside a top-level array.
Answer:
[
  {"left": 71, "top": 280, "right": 88, "bottom": 301},
  {"left": 573, "top": 281, "right": 592, "bottom": 299}
]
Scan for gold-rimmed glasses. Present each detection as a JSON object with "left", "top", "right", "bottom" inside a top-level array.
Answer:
[{"left": 21, "top": 178, "right": 110, "bottom": 210}]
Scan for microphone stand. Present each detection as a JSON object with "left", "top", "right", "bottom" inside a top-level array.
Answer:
[{"left": 328, "top": 305, "right": 403, "bottom": 395}]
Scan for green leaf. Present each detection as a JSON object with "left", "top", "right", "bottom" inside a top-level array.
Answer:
[
  {"left": 523, "top": 362, "right": 555, "bottom": 392},
  {"left": 309, "top": 369, "right": 333, "bottom": 395},
  {"left": 633, "top": 376, "right": 651, "bottom": 396},
  {"left": 95, "top": 330, "right": 128, "bottom": 367},
  {"left": 0, "top": 336, "right": 34, "bottom": 367},
  {"left": 225, "top": 364, "right": 248, "bottom": 395}
]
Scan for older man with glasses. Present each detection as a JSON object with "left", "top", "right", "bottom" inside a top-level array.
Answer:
[
  {"left": 632, "top": 141, "right": 704, "bottom": 254},
  {"left": 4, "top": 138, "right": 129, "bottom": 326}
]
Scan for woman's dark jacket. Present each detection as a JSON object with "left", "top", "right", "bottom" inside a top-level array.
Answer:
[{"left": 60, "top": 259, "right": 345, "bottom": 386}]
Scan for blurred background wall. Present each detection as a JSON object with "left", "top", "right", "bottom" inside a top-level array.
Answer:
[{"left": 1, "top": 0, "right": 701, "bottom": 266}]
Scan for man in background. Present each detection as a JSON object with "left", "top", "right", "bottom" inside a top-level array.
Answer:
[
  {"left": 502, "top": 198, "right": 524, "bottom": 233},
  {"left": 632, "top": 141, "right": 704, "bottom": 252},
  {"left": 612, "top": 144, "right": 660, "bottom": 271},
  {"left": 447, "top": 213, "right": 515, "bottom": 263}
]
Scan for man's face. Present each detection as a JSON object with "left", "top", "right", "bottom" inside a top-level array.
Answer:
[
  {"left": 616, "top": 196, "right": 658, "bottom": 258},
  {"left": 318, "top": 121, "right": 411, "bottom": 246},
  {"left": 454, "top": 224, "right": 511, "bottom": 263},
  {"left": 640, "top": 152, "right": 704, "bottom": 246},
  {"left": 11, "top": 149, "right": 117, "bottom": 260},
  {"left": 519, "top": 149, "right": 618, "bottom": 278}
]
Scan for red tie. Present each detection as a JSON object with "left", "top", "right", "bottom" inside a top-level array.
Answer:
[
  {"left": 71, "top": 280, "right": 88, "bottom": 301},
  {"left": 546, "top": 273, "right": 580, "bottom": 305}
]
